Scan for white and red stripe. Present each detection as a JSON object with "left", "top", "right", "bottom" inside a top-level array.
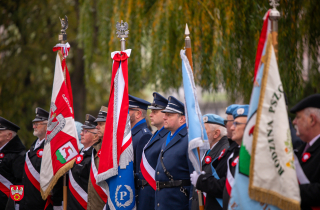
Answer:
[
  {"left": 25, "top": 151, "right": 40, "bottom": 191},
  {"left": 140, "top": 147, "right": 156, "bottom": 190},
  {"left": 294, "top": 154, "right": 310, "bottom": 184},
  {"left": 0, "top": 174, "right": 12, "bottom": 197},
  {"left": 90, "top": 153, "right": 108, "bottom": 203},
  {"left": 68, "top": 170, "right": 87, "bottom": 209},
  {"left": 225, "top": 153, "right": 235, "bottom": 195}
]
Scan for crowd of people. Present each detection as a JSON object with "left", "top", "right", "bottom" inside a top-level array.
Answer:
[{"left": 0, "top": 92, "right": 319, "bottom": 210}]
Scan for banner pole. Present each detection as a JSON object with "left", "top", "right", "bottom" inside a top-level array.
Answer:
[
  {"left": 185, "top": 23, "right": 204, "bottom": 210},
  {"left": 269, "top": 0, "right": 280, "bottom": 61}
]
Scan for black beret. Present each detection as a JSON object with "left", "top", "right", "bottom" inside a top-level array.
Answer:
[
  {"left": 290, "top": 94, "right": 320, "bottom": 113},
  {"left": 0, "top": 117, "right": 20, "bottom": 132}
]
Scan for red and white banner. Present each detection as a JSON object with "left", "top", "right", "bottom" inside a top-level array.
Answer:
[
  {"left": 68, "top": 170, "right": 88, "bottom": 209},
  {"left": 90, "top": 154, "right": 108, "bottom": 203},
  {"left": 40, "top": 43, "right": 79, "bottom": 199},
  {"left": 24, "top": 151, "right": 40, "bottom": 191},
  {"left": 225, "top": 153, "right": 235, "bottom": 195},
  {"left": 140, "top": 147, "right": 156, "bottom": 190},
  {"left": 0, "top": 174, "right": 12, "bottom": 197}
]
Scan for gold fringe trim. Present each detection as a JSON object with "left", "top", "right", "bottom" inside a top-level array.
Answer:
[
  {"left": 249, "top": 34, "right": 300, "bottom": 210},
  {"left": 41, "top": 159, "right": 75, "bottom": 200}
]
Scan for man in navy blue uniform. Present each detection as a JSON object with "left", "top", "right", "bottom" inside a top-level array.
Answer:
[
  {"left": 191, "top": 114, "right": 229, "bottom": 210},
  {"left": 67, "top": 114, "right": 99, "bottom": 210},
  {"left": 154, "top": 96, "right": 194, "bottom": 210},
  {"left": 128, "top": 95, "right": 152, "bottom": 175},
  {"left": 137, "top": 92, "right": 169, "bottom": 209}
]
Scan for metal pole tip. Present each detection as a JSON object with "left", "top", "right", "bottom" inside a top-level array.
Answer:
[{"left": 185, "top": 24, "right": 190, "bottom": 36}]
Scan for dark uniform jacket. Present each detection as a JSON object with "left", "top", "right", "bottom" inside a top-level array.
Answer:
[
  {"left": 0, "top": 135, "right": 25, "bottom": 210},
  {"left": 137, "top": 128, "right": 169, "bottom": 210},
  {"left": 295, "top": 137, "right": 320, "bottom": 210},
  {"left": 132, "top": 120, "right": 152, "bottom": 174},
  {"left": 222, "top": 142, "right": 239, "bottom": 210},
  {"left": 192, "top": 136, "right": 229, "bottom": 210},
  {"left": 67, "top": 146, "right": 93, "bottom": 210},
  {"left": 154, "top": 126, "right": 194, "bottom": 210}
]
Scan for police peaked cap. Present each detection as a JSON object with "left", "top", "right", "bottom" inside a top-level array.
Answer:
[
  {"left": 232, "top": 105, "right": 249, "bottom": 119},
  {"left": 203, "top": 114, "right": 226, "bottom": 127},
  {"left": 129, "top": 95, "right": 151, "bottom": 110},
  {"left": 225, "top": 104, "right": 240, "bottom": 115},
  {"left": 0, "top": 117, "right": 20, "bottom": 132},
  {"left": 95, "top": 106, "right": 108, "bottom": 122},
  {"left": 161, "top": 96, "right": 185, "bottom": 115},
  {"left": 32, "top": 107, "right": 49, "bottom": 122},
  {"left": 148, "top": 92, "right": 168, "bottom": 110},
  {"left": 82, "top": 114, "right": 98, "bottom": 129},
  {"left": 290, "top": 94, "right": 320, "bottom": 113}
]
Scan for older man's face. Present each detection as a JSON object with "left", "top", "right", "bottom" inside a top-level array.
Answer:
[
  {"left": 231, "top": 117, "right": 247, "bottom": 145},
  {"left": 292, "top": 109, "right": 310, "bottom": 142},
  {"left": 0, "top": 130, "right": 11, "bottom": 146}
]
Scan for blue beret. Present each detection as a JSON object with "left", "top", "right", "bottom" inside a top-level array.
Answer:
[
  {"left": 226, "top": 104, "right": 240, "bottom": 115},
  {"left": 129, "top": 95, "right": 151, "bottom": 110},
  {"left": 33, "top": 107, "right": 49, "bottom": 122},
  {"left": 161, "top": 96, "right": 185, "bottom": 115},
  {"left": 232, "top": 105, "right": 249, "bottom": 119},
  {"left": 149, "top": 92, "right": 168, "bottom": 110},
  {"left": 0, "top": 117, "right": 20, "bottom": 132},
  {"left": 203, "top": 114, "right": 225, "bottom": 127},
  {"left": 290, "top": 94, "right": 320, "bottom": 113}
]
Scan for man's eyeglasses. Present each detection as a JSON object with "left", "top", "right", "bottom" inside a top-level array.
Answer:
[
  {"left": 224, "top": 120, "right": 234, "bottom": 125},
  {"left": 232, "top": 121, "right": 246, "bottom": 127},
  {"left": 32, "top": 122, "right": 47, "bottom": 127},
  {"left": 81, "top": 130, "right": 97, "bottom": 134}
]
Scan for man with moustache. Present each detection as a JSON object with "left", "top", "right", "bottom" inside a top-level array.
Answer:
[
  {"left": 87, "top": 106, "right": 109, "bottom": 210},
  {"left": 290, "top": 94, "right": 320, "bottom": 210},
  {"left": 137, "top": 92, "right": 169, "bottom": 209},
  {"left": 154, "top": 96, "right": 194, "bottom": 210},
  {"left": 68, "top": 114, "right": 99, "bottom": 210}
]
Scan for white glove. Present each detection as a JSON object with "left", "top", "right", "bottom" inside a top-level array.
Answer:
[
  {"left": 190, "top": 171, "right": 205, "bottom": 187},
  {"left": 53, "top": 206, "right": 63, "bottom": 210}
]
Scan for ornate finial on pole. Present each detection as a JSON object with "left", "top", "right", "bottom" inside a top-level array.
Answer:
[
  {"left": 116, "top": 20, "right": 129, "bottom": 51},
  {"left": 59, "top": 15, "right": 68, "bottom": 44},
  {"left": 269, "top": 0, "right": 280, "bottom": 60},
  {"left": 185, "top": 24, "right": 193, "bottom": 71}
]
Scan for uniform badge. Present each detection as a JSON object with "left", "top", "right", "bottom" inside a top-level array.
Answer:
[
  {"left": 231, "top": 156, "right": 239, "bottom": 167},
  {"left": 237, "top": 108, "right": 244, "bottom": 115},
  {"left": 37, "top": 149, "right": 43, "bottom": 158},
  {"left": 218, "top": 149, "right": 226, "bottom": 160},
  {"left": 10, "top": 185, "right": 24, "bottom": 201},
  {"left": 97, "top": 149, "right": 101, "bottom": 157},
  {"left": 75, "top": 154, "right": 83, "bottom": 164},
  {"left": 204, "top": 156, "right": 212, "bottom": 164},
  {"left": 0, "top": 153, "right": 4, "bottom": 158},
  {"left": 302, "top": 152, "right": 311, "bottom": 162}
]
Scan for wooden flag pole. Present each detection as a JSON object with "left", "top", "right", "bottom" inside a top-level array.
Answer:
[
  {"left": 269, "top": 0, "right": 280, "bottom": 61},
  {"left": 185, "top": 23, "right": 205, "bottom": 210}
]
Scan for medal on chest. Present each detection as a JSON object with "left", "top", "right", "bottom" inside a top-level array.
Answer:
[
  {"left": 204, "top": 156, "right": 212, "bottom": 164},
  {"left": 36, "top": 149, "right": 43, "bottom": 158},
  {"left": 97, "top": 149, "right": 101, "bottom": 157},
  {"left": 231, "top": 156, "right": 239, "bottom": 167},
  {"left": 0, "top": 153, "right": 4, "bottom": 158},
  {"left": 75, "top": 154, "right": 83, "bottom": 164},
  {"left": 301, "top": 152, "right": 311, "bottom": 162},
  {"left": 218, "top": 149, "right": 226, "bottom": 160}
]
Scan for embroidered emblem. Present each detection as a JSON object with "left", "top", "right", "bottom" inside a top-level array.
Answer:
[
  {"left": 204, "top": 156, "right": 212, "bottom": 164},
  {"left": 75, "top": 155, "right": 83, "bottom": 164},
  {"left": 97, "top": 149, "right": 101, "bottom": 157},
  {"left": 218, "top": 149, "right": 226, "bottom": 160},
  {"left": 36, "top": 149, "right": 43, "bottom": 158},
  {"left": 231, "top": 156, "right": 239, "bottom": 167},
  {"left": 10, "top": 185, "right": 24, "bottom": 201},
  {"left": 302, "top": 152, "right": 311, "bottom": 162},
  {"left": 237, "top": 108, "right": 244, "bottom": 115},
  {"left": 203, "top": 116, "right": 208, "bottom": 123},
  {"left": 0, "top": 153, "right": 4, "bottom": 158},
  {"left": 115, "top": 185, "right": 134, "bottom": 207}
]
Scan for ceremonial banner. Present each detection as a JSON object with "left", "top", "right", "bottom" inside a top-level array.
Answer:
[
  {"left": 229, "top": 35, "right": 300, "bottom": 209},
  {"left": 180, "top": 49, "right": 209, "bottom": 173},
  {"left": 40, "top": 43, "right": 79, "bottom": 199},
  {"left": 96, "top": 50, "right": 135, "bottom": 210}
]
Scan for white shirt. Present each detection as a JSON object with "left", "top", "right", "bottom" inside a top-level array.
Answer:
[
  {"left": 309, "top": 133, "right": 320, "bottom": 147},
  {"left": 80, "top": 146, "right": 91, "bottom": 155},
  {"left": 34, "top": 138, "right": 45, "bottom": 151}
]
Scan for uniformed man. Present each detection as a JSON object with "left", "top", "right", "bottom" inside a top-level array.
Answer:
[
  {"left": 190, "top": 114, "right": 229, "bottom": 210},
  {"left": 87, "top": 106, "right": 109, "bottom": 210},
  {"left": 154, "top": 96, "right": 194, "bottom": 210},
  {"left": 290, "top": 94, "right": 320, "bottom": 210},
  {"left": 128, "top": 95, "right": 152, "bottom": 176},
  {"left": 222, "top": 105, "right": 248, "bottom": 210},
  {"left": 224, "top": 104, "right": 239, "bottom": 145},
  {"left": 0, "top": 117, "right": 25, "bottom": 210},
  {"left": 20, "top": 108, "right": 57, "bottom": 210},
  {"left": 68, "top": 114, "right": 99, "bottom": 210},
  {"left": 137, "top": 92, "right": 169, "bottom": 210}
]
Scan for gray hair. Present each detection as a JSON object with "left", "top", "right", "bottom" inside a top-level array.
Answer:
[
  {"left": 209, "top": 124, "right": 227, "bottom": 138},
  {"left": 8, "top": 130, "right": 17, "bottom": 138},
  {"left": 304, "top": 107, "right": 320, "bottom": 122}
]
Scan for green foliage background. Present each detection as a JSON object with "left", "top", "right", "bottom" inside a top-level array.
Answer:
[{"left": 1, "top": 0, "right": 319, "bottom": 148}]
